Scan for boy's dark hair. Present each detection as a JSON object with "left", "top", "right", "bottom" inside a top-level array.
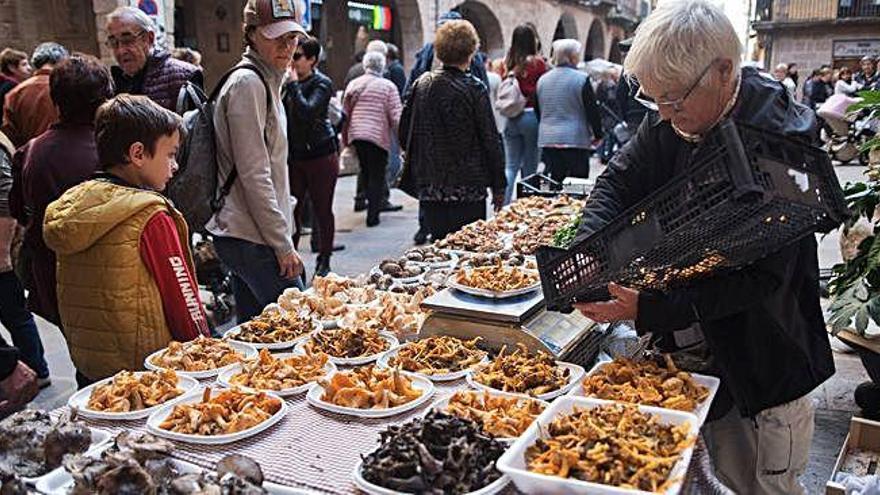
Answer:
[
  {"left": 0, "top": 48, "right": 27, "bottom": 76},
  {"left": 299, "top": 36, "right": 321, "bottom": 62},
  {"left": 95, "top": 94, "right": 183, "bottom": 170},
  {"left": 50, "top": 54, "right": 114, "bottom": 124}
]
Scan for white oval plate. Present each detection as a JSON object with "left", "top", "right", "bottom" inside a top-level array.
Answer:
[
  {"left": 68, "top": 372, "right": 200, "bottom": 420},
  {"left": 428, "top": 390, "right": 549, "bottom": 443},
  {"left": 146, "top": 387, "right": 287, "bottom": 445},
  {"left": 446, "top": 271, "right": 541, "bottom": 300},
  {"left": 352, "top": 459, "right": 509, "bottom": 495},
  {"left": 466, "top": 361, "right": 585, "bottom": 401},
  {"left": 369, "top": 266, "right": 426, "bottom": 285},
  {"left": 376, "top": 344, "right": 488, "bottom": 382},
  {"left": 407, "top": 251, "right": 459, "bottom": 269},
  {"left": 216, "top": 354, "right": 337, "bottom": 397},
  {"left": 21, "top": 428, "right": 112, "bottom": 486},
  {"left": 33, "top": 441, "right": 312, "bottom": 495},
  {"left": 223, "top": 319, "right": 320, "bottom": 350},
  {"left": 144, "top": 340, "right": 258, "bottom": 379},
  {"left": 306, "top": 371, "right": 434, "bottom": 418},
  {"left": 293, "top": 331, "right": 398, "bottom": 366}
]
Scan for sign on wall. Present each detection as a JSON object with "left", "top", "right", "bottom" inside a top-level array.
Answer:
[
  {"left": 833, "top": 39, "right": 880, "bottom": 59},
  {"left": 136, "top": 0, "right": 167, "bottom": 48}
]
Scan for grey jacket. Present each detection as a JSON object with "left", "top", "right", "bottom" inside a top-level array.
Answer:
[{"left": 207, "top": 49, "right": 294, "bottom": 257}]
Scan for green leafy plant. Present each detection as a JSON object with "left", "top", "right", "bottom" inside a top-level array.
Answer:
[
  {"left": 553, "top": 216, "right": 582, "bottom": 249},
  {"left": 828, "top": 91, "right": 880, "bottom": 335}
]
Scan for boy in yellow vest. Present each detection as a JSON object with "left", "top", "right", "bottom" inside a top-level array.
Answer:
[{"left": 43, "top": 94, "right": 208, "bottom": 388}]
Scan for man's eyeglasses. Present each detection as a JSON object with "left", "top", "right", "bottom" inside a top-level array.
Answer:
[
  {"left": 274, "top": 33, "right": 304, "bottom": 49},
  {"left": 634, "top": 59, "right": 717, "bottom": 112},
  {"left": 106, "top": 30, "right": 147, "bottom": 49}
]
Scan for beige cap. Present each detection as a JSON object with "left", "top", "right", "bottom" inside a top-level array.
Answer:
[{"left": 244, "top": 0, "right": 307, "bottom": 39}]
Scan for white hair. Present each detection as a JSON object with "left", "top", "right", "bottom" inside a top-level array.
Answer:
[
  {"left": 366, "top": 40, "right": 388, "bottom": 56},
  {"left": 107, "top": 6, "right": 156, "bottom": 34},
  {"left": 363, "top": 51, "right": 387, "bottom": 74},
  {"left": 624, "top": 0, "right": 741, "bottom": 89},
  {"left": 551, "top": 39, "right": 581, "bottom": 66}
]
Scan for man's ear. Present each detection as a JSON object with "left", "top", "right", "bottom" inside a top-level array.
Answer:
[
  {"left": 146, "top": 30, "right": 156, "bottom": 48},
  {"left": 718, "top": 58, "right": 734, "bottom": 82},
  {"left": 127, "top": 141, "right": 145, "bottom": 166}
]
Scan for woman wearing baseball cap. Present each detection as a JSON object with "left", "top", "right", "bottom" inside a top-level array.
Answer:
[{"left": 205, "top": 0, "right": 309, "bottom": 322}]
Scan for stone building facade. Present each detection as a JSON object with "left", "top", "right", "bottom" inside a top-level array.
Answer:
[
  {"left": 1, "top": 0, "right": 646, "bottom": 90},
  {"left": 752, "top": 0, "right": 880, "bottom": 77}
]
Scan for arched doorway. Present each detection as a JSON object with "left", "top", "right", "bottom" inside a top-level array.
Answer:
[
  {"left": 552, "top": 12, "right": 578, "bottom": 41},
  {"left": 583, "top": 19, "right": 605, "bottom": 61},
  {"left": 608, "top": 37, "right": 622, "bottom": 64},
  {"left": 455, "top": 1, "right": 504, "bottom": 59},
  {"left": 393, "top": 0, "right": 423, "bottom": 70}
]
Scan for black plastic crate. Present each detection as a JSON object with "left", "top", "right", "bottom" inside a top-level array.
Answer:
[
  {"left": 536, "top": 120, "right": 848, "bottom": 312},
  {"left": 516, "top": 173, "right": 591, "bottom": 199}
]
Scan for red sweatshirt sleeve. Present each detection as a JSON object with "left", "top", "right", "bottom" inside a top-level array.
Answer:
[{"left": 139, "top": 212, "right": 210, "bottom": 341}]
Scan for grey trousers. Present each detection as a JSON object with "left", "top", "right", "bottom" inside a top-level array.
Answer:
[{"left": 704, "top": 394, "right": 814, "bottom": 495}]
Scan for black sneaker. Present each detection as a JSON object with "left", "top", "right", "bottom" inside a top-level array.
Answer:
[
  {"left": 366, "top": 215, "right": 380, "bottom": 227},
  {"left": 413, "top": 227, "right": 428, "bottom": 245},
  {"left": 380, "top": 202, "right": 403, "bottom": 212}
]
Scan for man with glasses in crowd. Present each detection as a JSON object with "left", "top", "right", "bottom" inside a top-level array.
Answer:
[
  {"left": 106, "top": 6, "right": 202, "bottom": 113},
  {"left": 573, "top": 1, "right": 832, "bottom": 494}
]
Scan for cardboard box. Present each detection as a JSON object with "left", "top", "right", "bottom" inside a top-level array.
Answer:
[{"left": 827, "top": 417, "right": 880, "bottom": 495}]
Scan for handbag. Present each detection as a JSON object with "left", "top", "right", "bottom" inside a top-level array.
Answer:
[{"left": 396, "top": 79, "right": 422, "bottom": 199}]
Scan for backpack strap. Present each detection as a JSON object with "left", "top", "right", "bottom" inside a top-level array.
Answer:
[{"left": 212, "top": 63, "right": 274, "bottom": 208}]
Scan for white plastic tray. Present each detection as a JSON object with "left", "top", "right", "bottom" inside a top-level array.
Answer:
[
  {"left": 570, "top": 360, "right": 720, "bottom": 426},
  {"left": 428, "top": 390, "right": 549, "bottom": 443},
  {"left": 21, "top": 427, "right": 112, "bottom": 485},
  {"left": 446, "top": 272, "right": 541, "bottom": 299},
  {"left": 34, "top": 443, "right": 312, "bottom": 495},
  {"left": 144, "top": 340, "right": 258, "bottom": 379},
  {"left": 223, "top": 319, "right": 319, "bottom": 350},
  {"left": 67, "top": 371, "right": 199, "bottom": 420},
  {"left": 293, "top": 330, "right": 398, "bottom": 366},
  {"left": 375, "top": 344, "right": 488, "bottom": 382},
  {"left": 496, "top": 396, "right": 699, "bottom": 495},
  {"left": 466, "top": 361, "right": 585, "bottom": 401},
  {"left": 146, "top": 387, "right": 287, "bottom": 445},
  {"left": 305, "top": 371, "right": 434, "bottom": 418},
  {"left": 216, "top": 353, "right": 337, "bottom": 397},
  {"left": 352, "top": 459, "right": 509, "bottom": 495}
]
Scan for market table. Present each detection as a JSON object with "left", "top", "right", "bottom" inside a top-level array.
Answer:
[{"left": 51, "top": 374, "right": 729, "bottom": 495}]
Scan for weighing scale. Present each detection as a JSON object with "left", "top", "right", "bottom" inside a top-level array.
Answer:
[{"left": 419, "top": 287, "right": 606, "bottom": 368}]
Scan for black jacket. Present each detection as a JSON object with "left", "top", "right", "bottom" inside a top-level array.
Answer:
[
  {"left": 283, "top": 70, "right": 338, "bottom": 161},
  {"left": 578, "top": 67, "right": 835, "bottom": 418},
  {"left": 399, "top": 67, "right": 505, "bottom": 195}
]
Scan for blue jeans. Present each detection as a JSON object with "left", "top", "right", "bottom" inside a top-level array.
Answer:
[
  {"left": 0, "top": 271, "right": 49, "bottom": 378},
  {"left": 212, "top": 236, "right": 304, "bottom": 323},
  {"left": 386, "top": 132, "right": 401, "bottom": 195},
  {"left": 503, "top": 109, "right": 539, "bottom": 204}
]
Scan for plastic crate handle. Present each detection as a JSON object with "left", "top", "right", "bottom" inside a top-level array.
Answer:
[{"left": 719, "top": 120, "right": 764, "bottom": 200}]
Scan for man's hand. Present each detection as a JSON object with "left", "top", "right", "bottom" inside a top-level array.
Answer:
[
  {"left": 0, "top": 361, "right": 38, "bottom": 417},
  {"left": 277, "top": 251, "right": 304, "bottom": 280},
  {"left": 492, "top": 193, "right": 505, "bottom": 212},
  {"left": 574, "top": 283, "right": 639, "bottom": 322}
]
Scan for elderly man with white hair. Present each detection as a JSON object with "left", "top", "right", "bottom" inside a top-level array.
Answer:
[
  {"left": 342, "top": 51, "right": 402, "bottom": 227},
  {"left": 535, "top": 39, "right": 603, "bottom": 183},
  {"left": 106, "top": 6, "right": 202, "bottom": 112},
  {"left": 574, "top": 1, "right": 831, "bottom": 494},
  {"left": 772, "top": 62, "right": 796, "bottom": 98}
]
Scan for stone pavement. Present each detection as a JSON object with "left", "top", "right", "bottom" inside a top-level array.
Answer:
[{"left": 0, "top": 161, "right": 873, "bottom": 493}]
